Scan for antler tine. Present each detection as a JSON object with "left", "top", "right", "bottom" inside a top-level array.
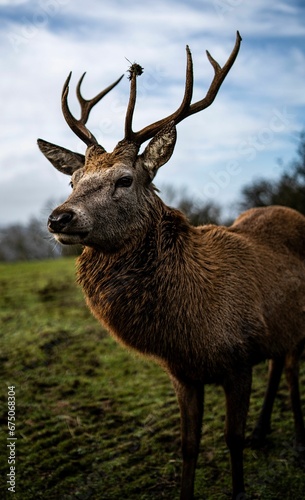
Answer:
[
  {"left": 188, "top": 30, "right": 242, "bottom": 115},
  {"left": 61, "top": 72, "right": 124, "bottom": 147},
  {"left": 62, "top": 72, "right": 95, "bottom": 146},
  {"left": 124, "top": 63, "right": 144, "bottom": 142},
  {"left": 124, "top": 50, "right": 193, "bottom": 145},
  {"left": 131, "top": 31, "right": 242, "bottom": 146},
  {"left": 175, "top": 45, "right": 194, "bottom": 118},
  {"left": 76, "top": 73, "right": 124, "bottom": 124}
]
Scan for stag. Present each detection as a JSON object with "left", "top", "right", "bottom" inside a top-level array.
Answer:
[{"left": 37, "top": 31, "right": 305, "bottom": 499}]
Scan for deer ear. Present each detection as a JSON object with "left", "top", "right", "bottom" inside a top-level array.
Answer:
[
  {"left": 37, "top": 139, "right": 85, "bottom": 175},
  {"left": 141, "top": 121, "right": 177, "bottom": 179}
]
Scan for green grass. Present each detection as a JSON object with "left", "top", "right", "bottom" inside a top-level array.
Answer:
[{"left": 0, "top": 258, "right": 304, "bottom": 499}]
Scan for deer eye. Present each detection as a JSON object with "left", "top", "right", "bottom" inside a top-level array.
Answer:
[
  {"left": 69, "top": 181, "right": 74, "bottom": 189},
  {"left": 115, "top": 176, "right": 133, "bottom": 188}
]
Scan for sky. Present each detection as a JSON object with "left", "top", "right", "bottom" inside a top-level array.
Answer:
[{"left": 0, "top": 0, "right": 305, "bottom": 226}]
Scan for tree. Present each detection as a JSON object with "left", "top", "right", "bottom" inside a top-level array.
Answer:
[
  {"left": 0, "top": 218, "right": 60, "bottom": 262},
  {"left": 240, "top": 131, "right": 305, "bottom": 214},
  {"left": 160, "top": 185, "right": 221, "bottom": 226}
]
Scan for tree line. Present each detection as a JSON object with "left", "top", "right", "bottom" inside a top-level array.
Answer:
[{"left": 1, "top": 132, "right": 304, "bottom": 261}]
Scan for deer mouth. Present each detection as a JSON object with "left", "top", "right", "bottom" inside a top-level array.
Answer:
[{"left": 52, "top": 230, "right": 89, "bottom": 245}]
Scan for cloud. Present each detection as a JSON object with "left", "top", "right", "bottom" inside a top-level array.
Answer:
[{"left": 0, "top": 0, "right": 304, "bottom": 225}]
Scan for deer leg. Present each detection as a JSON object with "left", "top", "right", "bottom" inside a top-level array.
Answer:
[
  {"left": 285, "top": 346, "right": 305, "bottom": 455},
  {"left": 223, "top": 369, "right": 252, "bottom": 500},
  {"left": 172, "top": 379, "right": 204, "bottom": 500},
  {"left": 251, "top": 357, "right": 285, "bottom": 448}
]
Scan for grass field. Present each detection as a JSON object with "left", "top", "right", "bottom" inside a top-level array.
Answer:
[{"left": 0, "top": 258, "right": 305, "bottom": 499}]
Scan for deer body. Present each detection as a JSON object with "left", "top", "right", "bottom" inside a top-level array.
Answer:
[
  {"left": 78, "top": 204, "right": 305, "bottom": 380},
  {"left": 38, "top": 32, "right": 305, "bottom": 499}
]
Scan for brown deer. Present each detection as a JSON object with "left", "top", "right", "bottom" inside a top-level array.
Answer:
[{"left": 37, "top": 31, "right": 305, "bottom": 499}]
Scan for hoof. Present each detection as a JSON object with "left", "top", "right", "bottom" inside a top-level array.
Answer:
[
  {"left": 249, "top": 426, "right": 270, "bottom": 449},
  {"left": 294, "top": 441, "right": 305, "bottom": 466}
]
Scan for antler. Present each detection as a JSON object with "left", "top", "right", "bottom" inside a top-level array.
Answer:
[
  {"left": 62, "top": 72, "right": 124, "bottom": 147},
  {"left": 60, "top": 32, "right": 241, "bottom": 148},
  {"left": 124, "top": 31, "right": 242, "bottom": 145}
]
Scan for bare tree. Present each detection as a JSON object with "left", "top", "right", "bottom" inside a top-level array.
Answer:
[
  {"left": 0, "top": 218, "right": 59, "bottom": 261},
  {"left": 240, "top": 131, "right": 305, "bottom": 214}
]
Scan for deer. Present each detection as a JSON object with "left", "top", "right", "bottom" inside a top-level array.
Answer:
[{"left": 37, "top": 31, "right": 305, "bottom": 499}]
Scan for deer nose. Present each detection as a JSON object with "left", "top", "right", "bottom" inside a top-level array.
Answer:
[{"left": 48, "top": 212, "right": 74, "bottom": 232}]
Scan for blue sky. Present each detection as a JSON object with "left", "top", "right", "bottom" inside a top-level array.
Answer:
[{"left": 0, "top": 0, "right": 305, "bottom": 225}]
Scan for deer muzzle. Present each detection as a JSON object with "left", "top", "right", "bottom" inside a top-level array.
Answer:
[{"left": 48, "top": 208, "right": 89, "bottom": 245}]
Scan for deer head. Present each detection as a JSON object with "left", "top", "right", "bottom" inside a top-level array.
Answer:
[{"left": 38, "top": 32, "right": 241, "bottom": 252}]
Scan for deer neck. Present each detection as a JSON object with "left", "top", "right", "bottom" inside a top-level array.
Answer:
[
  {"left": 76, "top": 201, "right": 202, "bottom": 356},
  {"left": 77, "top": 199, "right": 195, "bottom": 291}
]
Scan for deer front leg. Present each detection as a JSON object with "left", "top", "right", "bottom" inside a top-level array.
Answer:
[
  {"left": 224, "top": 369, "right": 252, "bottom": 500},
  {"left": 251, "top": 357, "right": 285, "bottom": 448},
  {"left": 172, "top": 379, "right": 204, "bottom": 500},
  {"left": 285, "top": 347, "right": 305, "bottom": 455}
]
